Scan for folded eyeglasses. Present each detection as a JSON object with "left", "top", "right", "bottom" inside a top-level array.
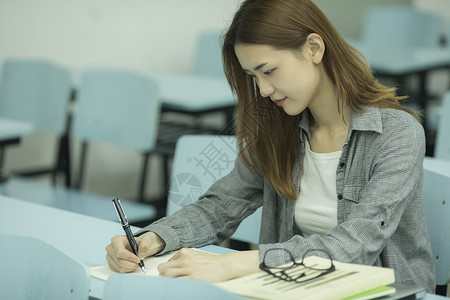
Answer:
[{"left": 259, "top": 248, "right": 335, "bottom": 283}]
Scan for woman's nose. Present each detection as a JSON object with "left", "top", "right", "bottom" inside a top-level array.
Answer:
[{"left": 257, "top": 78, "right": 275, "bottom": 98}]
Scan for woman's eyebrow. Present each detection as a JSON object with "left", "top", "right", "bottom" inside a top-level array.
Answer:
[{"left": 242, "top": 62, "right": 268, "bottom": 73}]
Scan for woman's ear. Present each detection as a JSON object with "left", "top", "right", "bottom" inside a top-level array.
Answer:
[{"left": 305, "top": 33, "right": 325, "bottom": 64}]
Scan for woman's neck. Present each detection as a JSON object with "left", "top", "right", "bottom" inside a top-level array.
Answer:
[{"left": 307, "top": 83, "right": 352, "bottom": 153}]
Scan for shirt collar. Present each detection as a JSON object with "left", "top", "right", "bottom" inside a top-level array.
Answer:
[
  {"left": 298, "top": 105, "right": 383, "bottom": 140},
  {"left": 348, "top": 105, "right": 383, "bottom": 134}
]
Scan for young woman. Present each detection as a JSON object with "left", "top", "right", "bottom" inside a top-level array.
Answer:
[{"left": 106, "top": 0, "right": 436, "bottom": 292}]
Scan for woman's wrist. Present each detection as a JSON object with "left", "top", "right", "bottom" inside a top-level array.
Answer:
[
  {"left": 140, "top": 231, "right": 166, "bottom": 256},
  {"left": 222, "top": 250, "right": 260, "bottom": 280}
]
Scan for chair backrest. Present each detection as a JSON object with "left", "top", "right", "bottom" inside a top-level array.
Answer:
[
  {"left": 192, "top": 30, "right": 225, "bottom": 78},
  {"left": 0, "top": 234, "right": 90, "bottom": 300},
  {"left": 361, "top": 6, "right": 443, "bottom": 47},
  {"left": 422, "top": 158, "right": 450, "bottom": 286},
  {"left": 103, "top": 274, "right": 242, "bottom": 300},
  {"left": 0, "top": 59, "right": 72, "bottom": 135},
  {"left": 446, "top": 23, "right": 450, "bottom": 48},
  {"left": 434, "top": 91, "right": 450, "bottom": 160},
  {"left": 72, "top": 69, "right": 161, "bottom": 152},
  {"left": 167, "top": 135, "right": 262, "bottom": 244}
]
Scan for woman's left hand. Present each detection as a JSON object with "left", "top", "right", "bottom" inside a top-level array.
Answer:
[{"left": 157, "top": 248, "right": 260, "bottom": 282}]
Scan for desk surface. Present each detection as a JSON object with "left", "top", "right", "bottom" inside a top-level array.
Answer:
[
  {"left": 2, "top": 195, "right": 447, "bottom": 300},
  {"left": 348, "top": 40, "right": 450, "bottom": 76},
  {"left": 0, "top": 117, "right": 33, "bottom": 141},
  {"left": 149, "top": 72, "right": 236, "bottom": 112},
  {"left": 0, "top": 195, "right": 233, "bottom": 299},
  {"left": 0, "top": 176, "right": 156, "bottom": 223},
  {"left": 149, "top": 73, "right": 236, "bottom": 111}
]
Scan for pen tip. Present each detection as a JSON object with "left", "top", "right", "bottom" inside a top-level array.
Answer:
[{"left": 141, "top": 266, "right": 146, "bottom": 273}]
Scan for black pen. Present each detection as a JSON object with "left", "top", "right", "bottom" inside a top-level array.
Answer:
[{"left": 112, "top": 198, "right": 146, "bottom": 273}]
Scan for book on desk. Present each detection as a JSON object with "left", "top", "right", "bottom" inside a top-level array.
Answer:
[
  {"left": 216, "top": 256, "right": 396, "bottom": 300},
  {"left": 92, "top": 253, "right": 402, "bottom": 300}
]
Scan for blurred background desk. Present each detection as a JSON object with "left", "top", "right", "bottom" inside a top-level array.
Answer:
[
  {"left": 0, "top": 118, "right": 33, "bottom": 182},
  {"left": 148, "top": 72, "right": 236, "bottom": 137},
  {"left": 149, "top": 73, "right": 235, "bottom": 118},
  {"left": 350, "top": 42, "right": 450, "bottom": 110},
  {"left": 0, "top": 117, "right": 34, "bottom": 143},
  {"left": 349, "top": 40, "right": 450, "bottom": 155},
  {"left": 0, "top": 176, "right": 156, "bottom": 223}
]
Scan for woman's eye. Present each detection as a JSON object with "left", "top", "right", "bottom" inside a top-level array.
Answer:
[{"left": 264, "top": 68, "right": 275, "bottom": 75}]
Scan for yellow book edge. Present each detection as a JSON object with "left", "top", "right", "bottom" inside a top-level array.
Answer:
[{"left": 342, "top": 285, "right": 396, "bottom": 300}]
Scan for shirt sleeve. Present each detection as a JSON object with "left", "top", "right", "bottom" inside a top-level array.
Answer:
[{"left": 135, "top": 155, "right": 265, "bottom": 254}]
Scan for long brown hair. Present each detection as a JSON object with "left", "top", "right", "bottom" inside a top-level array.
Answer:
[{"left": 222, "top": 0, "right": 420, "bottom": 200}]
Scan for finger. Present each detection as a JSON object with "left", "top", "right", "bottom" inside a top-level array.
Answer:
[
  {"left": 106, "top": 243, "right": 128, "bottom": 268},
  {"left": 157, "top": 260, "right": 171, "bottom": 274},
  {"left": 110, "top": 235, "right": 130, "bottom": 249},
  {"left": 169, "top": 251, "right": 181, "bottom": 261},
  {"left": 169, "top": 248, "right": 192, "bottom": 261},
  {"left": 107, "top": 237, "right": 140, "bottom": 264},
  {"left": 106, "top": 253, "right": 138, "bottom": 273},
  {"left": 158, "top": 261, "right": 188, "bottom": 278}
]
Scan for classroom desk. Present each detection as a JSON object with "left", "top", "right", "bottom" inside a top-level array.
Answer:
[
  {"left": 147, "top": 72, "right": 237, "bottom": 136},
  {"left": 0, "top": 117, "right": 34, "bottom": 142},
  {"left": 2, "top": 195, "right": 446, "bottom": 300},
  {"left": 148, "top": 72, "right": 235, "bottom": 113},
  {"left": 73, "top": 71, "right": 236, "bottom": 125},
  {"left": 349, "top": 41, "right": 450, "bottom": 114},
  {"left": 0, "top": 176, "right": 156, "bottom": 223},
  {"left": 0, "top": 195, "right": 234, "bottom": 300}
]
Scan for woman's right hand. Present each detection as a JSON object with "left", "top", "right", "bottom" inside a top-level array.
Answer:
[{"left": 105, "top": 231, "right": 166, "bottom": 273}]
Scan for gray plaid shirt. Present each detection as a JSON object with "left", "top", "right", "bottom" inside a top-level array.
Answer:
[{"left": 138, "top": 106, "right": 436, "bottom": 293}]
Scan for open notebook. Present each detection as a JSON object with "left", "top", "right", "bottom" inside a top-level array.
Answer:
[
  {"left": 90, "top": 251, "right": 176, "bottom": 281},
  {"left": 91, "top": 253, "right": 397, "bottom": 300}
]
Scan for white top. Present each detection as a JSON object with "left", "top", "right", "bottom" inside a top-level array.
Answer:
[{"left": 295, "top": 140, "right": 341, "bottom": 237}]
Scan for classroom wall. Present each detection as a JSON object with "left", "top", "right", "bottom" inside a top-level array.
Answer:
[
  {"left": 3, "top": 0, "right": 435, "bottom": 202},
  {"left": 0, "top": 0, "right": 240, "bottom": 74},
  {"left": 315, "top": 0, "right": 412, "bottom": 39}
]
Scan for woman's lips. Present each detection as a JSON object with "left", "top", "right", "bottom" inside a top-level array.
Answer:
[{"left": 274, "top": 97, "right": 287, "bottom": 106}]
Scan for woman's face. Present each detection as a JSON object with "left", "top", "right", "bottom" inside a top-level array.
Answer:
[{"left": 234, "top": 43, "right": 323, "bottom": 116}]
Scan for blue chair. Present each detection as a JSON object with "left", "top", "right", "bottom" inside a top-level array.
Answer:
[
  {"left": 0, "top": 59, "right": 72, "bottom": 184},
  {"left": 71, "top": 68, "right": 176, "bottom": 218},
  {"left": 0, "top": 234, "right": 90, "bottom": 300},
  {"left": 361, "top": 5, "right": 443, "bottom": 47},
  {"left": 103, "top": 274, "right": 242, "bottom": 300},
  {"left": 0, "top": 68, "right": 159, "bottom": 223},
  {"left": 422, "top": 157, "right": 450, "bottom": 295},
  {"left": 167, "top": 135, "right": 262, "bottom": 245},
  {"left": 192, "top": 30, "right": 225, "bottom": 78},
  {"left": 434, "top": 91, "right": 450, "bottom": 160}
]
